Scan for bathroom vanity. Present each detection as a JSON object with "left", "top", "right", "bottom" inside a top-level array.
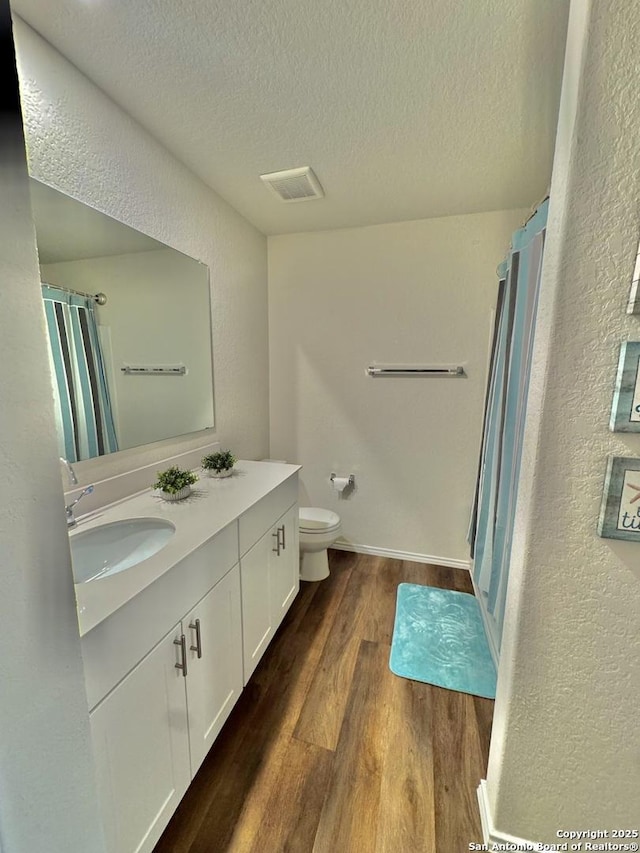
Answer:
[{"left": 75, "top": 461, "right": 300, "bottom": 853}]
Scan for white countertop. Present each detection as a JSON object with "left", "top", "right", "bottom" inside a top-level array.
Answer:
[{"left": 72, "top": 460, "right": 300, "bottom": 636}]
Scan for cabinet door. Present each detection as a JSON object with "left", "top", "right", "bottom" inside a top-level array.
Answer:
[
  {"left": 90, "top": 626, "right": 190, "bottom": 853},
  {"left": 269, "top": 504, "right": 300, "bottom": 628},
  {"left": 185, "top": 564, "right": 243, "bottom": 774},
  {"left": 240, "top": 526, "right": 276, "bottom": 683}
]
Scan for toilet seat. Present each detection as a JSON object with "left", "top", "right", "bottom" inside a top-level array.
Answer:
[
  {"left": 299, "top": 507, "right": 341, "bottom": 532},
  {"left": 300, "top": 525, "right": 341, "bottom": 536}
]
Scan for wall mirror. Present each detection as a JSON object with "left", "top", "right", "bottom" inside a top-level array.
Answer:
[{"left": 29, "top": 179, "right": 214, "bottom": 461}]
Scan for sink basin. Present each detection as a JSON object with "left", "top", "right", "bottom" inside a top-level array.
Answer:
[{"left": 70, "top": 517, "right": 176, "bottom": 583}]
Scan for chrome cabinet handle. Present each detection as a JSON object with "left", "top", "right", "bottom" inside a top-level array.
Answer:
[
  {"left": 279, "top": 524, "right": 286, "bottom": 550},
  {"left": 272, "top": 529, "right": 281, "bottom": 555},
  {"left": 189, "top": 618, "right": 202, "bottom": 658},
  {"left": 174, "top": 634, "right": 187, "bottom": 677}
]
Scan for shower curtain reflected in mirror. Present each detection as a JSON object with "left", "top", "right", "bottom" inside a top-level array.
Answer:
[{"left": 41, "top": 284, "right": 118, "bottom": 462}]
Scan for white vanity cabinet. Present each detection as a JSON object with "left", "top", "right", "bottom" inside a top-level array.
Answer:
[
  {"left": 240, "top": 522, "right": 276, "bottom": 680},
  {"left": 239, "top": 478, "right": 300, "bottom": 683},
  {"left": 182, "top": 564, "right": 243, "bottom": 773},
  {"left": 269, "top": 503, "right": 300, "bottom": 628},
  {"left": 88, "top": 563, "right": 243, "bottom": 853},
  {"left": 79, "top": 464, "right": 300, "bottom": 853},
  {"left": 89, "top": 624, "right": 191, "bottom": 853}
]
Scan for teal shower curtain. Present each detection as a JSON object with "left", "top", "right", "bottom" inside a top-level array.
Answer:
[
  {"left": 42, "top": 284, "right": 118, "bottom": 462},
  {"left": 469, "top": 199, "right": 549, "bottom": 658}
]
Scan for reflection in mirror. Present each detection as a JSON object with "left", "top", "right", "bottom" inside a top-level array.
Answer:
[{"left": 29, "top": 180, "right": 214, "bottom": 461}]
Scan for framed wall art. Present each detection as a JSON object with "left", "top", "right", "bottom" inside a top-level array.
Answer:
[
  {"left": 598, "top": 456, "right": 640, "bottom": 540},
  {"left": 610, "top": 341, "right": 640, "bottom": 432},
  {"left": 626, "top": 238, "right": 640, "bottom": 314}
]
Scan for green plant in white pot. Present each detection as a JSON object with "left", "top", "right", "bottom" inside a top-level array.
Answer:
[
  {"left": 201, "top": 450, "right": 236, "bottom": 478},
  {"left": 154, "top": 466, "right": 198, "bottom": 501}
]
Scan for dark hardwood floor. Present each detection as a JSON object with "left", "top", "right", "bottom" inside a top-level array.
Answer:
[{"left": 154, "top": 550, "right": 493, "bottom": 853}]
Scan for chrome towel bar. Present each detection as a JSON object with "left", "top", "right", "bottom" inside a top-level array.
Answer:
[
  {"left": 121, "top": 364, "right": 186, "bottom": 375},
  {"left": 366, "top": 365, "right": 465, "bottom": 377}
]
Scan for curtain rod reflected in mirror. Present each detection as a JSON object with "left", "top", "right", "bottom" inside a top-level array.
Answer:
[
  {"left": 41, "top": 283, "right": 108, "bottom": 305},
  {"left": 31, "top": 179, "right": 215, "bottom": 463}
]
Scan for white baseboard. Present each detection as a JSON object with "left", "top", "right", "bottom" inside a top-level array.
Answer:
[
  {"left": 331, "top": 541, "right": 471, "bottom": 570},
  {"left": 477, "top": 780, "right": 493, "bottom": 843},
  {"left": 477, "top": 780, "right": 544, "bottom": 851}
]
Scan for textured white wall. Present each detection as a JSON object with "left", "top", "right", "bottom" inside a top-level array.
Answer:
[
  {"left": 486, "top": 0, "right": 640, "bottom": 840},
  {"left": 41, "top": 249, "right": 213, "bottom": 451},
  {"left": 269, "top": 210, "right": 526, "bottom": 562},
  {"left": 0, "top": 29, "right": 104, "bottom": 852},
  {"left": 13, "top": 17, "right": 269, "bottom": 485}
]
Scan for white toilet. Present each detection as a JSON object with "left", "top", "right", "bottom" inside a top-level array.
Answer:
[{"left": 299, "top": 507, "right": 342, "bottom": 581}]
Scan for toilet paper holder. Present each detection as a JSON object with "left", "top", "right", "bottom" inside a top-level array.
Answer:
[{"left": 330, "top": 472, "right": 355, "bottom": 487}]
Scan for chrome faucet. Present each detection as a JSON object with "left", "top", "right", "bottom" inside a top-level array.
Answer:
[
  {"left": 60, "top": 457, "right": 94, "bottom": 528},
  {"left": 65, "top": 485, "right": 95, "bottom": 528}
]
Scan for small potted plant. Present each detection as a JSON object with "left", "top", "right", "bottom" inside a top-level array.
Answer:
[
  {"left": 201, "top": 449, "right": 236, "bottom": 478},
  {"left": 154, "top": 466, "right": 198, "bottom": 501}
]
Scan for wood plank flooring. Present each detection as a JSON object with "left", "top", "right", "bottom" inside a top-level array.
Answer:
[{"left": 154, "top": 551, "right": 493, "bottom": 853}]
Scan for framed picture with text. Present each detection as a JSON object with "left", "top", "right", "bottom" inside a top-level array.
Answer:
[
  {"left": 598, "top": 456, "right": 640, "bottom": 540},
  {"left": 626, "top": 239, "right": 640, "bottom": 314},
  {"left": 610, "top": 342, "right": 640, "bottom": 432}
]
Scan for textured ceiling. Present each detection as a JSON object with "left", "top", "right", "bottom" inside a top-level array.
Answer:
[{"left": 12, "top": 0, "right": 569, "bottom": 235}]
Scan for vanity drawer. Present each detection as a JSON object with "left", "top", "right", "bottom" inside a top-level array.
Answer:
[{"left": 238, "top": 475, "right": 298, "bottom": 556}]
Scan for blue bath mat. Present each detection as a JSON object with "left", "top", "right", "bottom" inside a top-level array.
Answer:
[{"left": 389, "top": 583, "right": 496, "bottom": 699}]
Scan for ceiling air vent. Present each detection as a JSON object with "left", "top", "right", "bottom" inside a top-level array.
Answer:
[{"left": 260, "top": 166, "right": 324, "bottom": 203}]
